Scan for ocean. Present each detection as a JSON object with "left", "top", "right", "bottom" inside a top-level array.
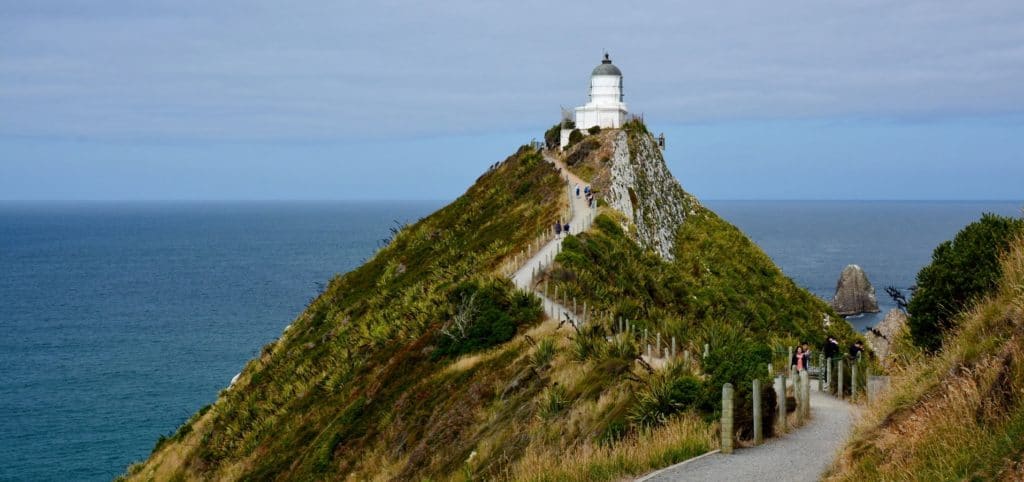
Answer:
[{"left": 0, "top": 200, "right": 1020, "bottom": 481}]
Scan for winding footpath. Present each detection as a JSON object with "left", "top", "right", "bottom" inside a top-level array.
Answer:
[
  {"left": 511, "top": 151, "right": 594, "bottom": 326},
  {"left": 515, "top": 150, "right": 858, "bottom": 480},
  {"left": 638, "top": 389, "right": 857, "bottom": 481}
]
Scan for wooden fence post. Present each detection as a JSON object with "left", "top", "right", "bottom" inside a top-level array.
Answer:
[
  {"left": 722, "top": 383, "right": 735, "bottom": 454},
  {"left": 838, "top": 359, "right": 845, "bottom": 400},
  {"left": 795, "top": 373, "right": 804, "bottom": 426},
  {"left": 818, "top": 355, "right": 824, "bottom": 392},
  {"left": 851, "top": 362, "right": 858, "bottom": 402},
  {"left": 775, "top": 374, "right": 787, "bottom": 434},
  {"left": 753, "top": 379, "right": 763, "bottom": 445},
  {"left": 826, "top": 358, "right": 832, "bottom": 390},
  {"left": 801, "top": 370, "right": 810, "bottom": 419}
]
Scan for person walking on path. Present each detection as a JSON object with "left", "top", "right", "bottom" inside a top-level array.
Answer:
[
  {"left": 792, "top": 346, "right": 807, "bottom": 373},
  {"left": 801, "top": 341, "right": 813, "bottom": 369},
  {"left": 824, "top": 337, "right": 839, "bottom": 361},
  {"left": 575, "top": 184, "right": 580, "bottom": 197},
  {"left": 563, "top": 222, "right": 570, "bottom": 234}
]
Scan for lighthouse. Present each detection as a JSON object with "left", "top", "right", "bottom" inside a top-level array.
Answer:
[{"left": 561, "top": 53, "right": 629, "bottom": 148}]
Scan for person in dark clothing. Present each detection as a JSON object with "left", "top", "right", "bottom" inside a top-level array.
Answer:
[
  {"left": 849, "top": 340, "right": 864, "bottom": 359},
  {"left": 823, "top": 336, "right": 840, "bottom": 360},
  {"left": 563, "top": 223, "right": 570, "bottom": 234},
  {"left": 554, "top": 222, "right": 562, "bottom": 236}
]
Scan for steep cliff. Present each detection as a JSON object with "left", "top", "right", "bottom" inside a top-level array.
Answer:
[
  {"left": 126, "top": 122, "right": 854, "bottom": 482},
  {"left": 606, "top": 124, "right": 696, "bottom": 260}
]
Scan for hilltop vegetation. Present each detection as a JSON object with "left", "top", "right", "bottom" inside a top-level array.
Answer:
[
  {"left": 126, "top": 126, "right": 857, "bottom": 481},
  {"left": 908, "top": 213, "right": 1024, "bottom": 351}
]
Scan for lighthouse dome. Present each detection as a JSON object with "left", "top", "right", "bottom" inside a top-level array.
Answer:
[{"left": 591, "top": 53, "right": 622, "bottom": 76}]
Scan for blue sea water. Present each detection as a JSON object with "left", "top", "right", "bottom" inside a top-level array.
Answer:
[
  {"left": 0, "top": 200, "right": 1021, "bottom": 481},
  {"left": 705, "top": 200, "right": 1024, "bottom": 331},
  {"left": 0, "top": 201, "right": 442, "bottom": 482}
]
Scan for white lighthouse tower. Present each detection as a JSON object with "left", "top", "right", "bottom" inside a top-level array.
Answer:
[{"left": 561, "top": 53, "right": 629, "bottom": 148}]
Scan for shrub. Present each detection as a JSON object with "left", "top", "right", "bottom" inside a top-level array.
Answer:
[
  {"left": 544, "top": 123, "right": 561, "bottom": 150},
  {"left": 700, "top": 322, "right": 772, "bottom": 436},
  {"left": 587, "top": 125, "right": 601, "bottom": 135},
  {"left": 531, "top": 337, "right": 557, "bottom": 369},
  {"left": 908, "top": 213, "right": 1024, "bottom": 351},
  {"left": 565, "top": 138, "right": 601, "bottom": 167},
  {"left": 538, "top": 385, "right": 569, "bottom": 419},
  {"left": 434, "top": 280, "right": 543, "bottom": 359},
  {"left": 629, "top": 365, "right": 707, "bottom": 427},
  {"left": 571, "top": 324, "right": 604, "bottom": 361},
  {"left": 567, "top": 129, "right": 584, "bottom": 149}
]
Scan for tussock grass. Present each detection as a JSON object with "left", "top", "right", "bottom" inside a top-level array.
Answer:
[
  {"left": 827, "top": 235, "right": 1024, "bottom": 481},
  {"left": 510, "top": 411, "right": 716, "bottom": 482}
]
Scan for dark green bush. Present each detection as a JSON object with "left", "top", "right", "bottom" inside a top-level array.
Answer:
[
  {"left": 433, "top": 280, "right": 542, "bottom": 359},
  {"left": 587, "top": 125, "right": 601, "bottom": 135},
  {"left": 567, "top": 129, "right": 584, "bottom": 149},
  {"left": 544, "top": 123, "right": 561, "bottom": 150},
  {"left": 629, "top": 372, "right": 707, "bottom": 428},
  {"left": 908, "top": 213, "right": 1024, "bottom": 351},
  {"left": 701, "top": 324, "right": 772, "bottom": 437}
]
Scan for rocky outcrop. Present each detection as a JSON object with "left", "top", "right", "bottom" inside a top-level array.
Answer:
[
  {"left": 604, "top": 126, "right": 696, "bottom": 260},
  {"left": 865, "top": 308, "right": 908, "bottom": 361},
  {"left": 831, "top": 264, "right": 880, "bottom": 315}
]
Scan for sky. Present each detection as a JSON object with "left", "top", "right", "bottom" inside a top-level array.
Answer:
[{"left": 1, "top": 0, "right": 1022, "bottom": 201}]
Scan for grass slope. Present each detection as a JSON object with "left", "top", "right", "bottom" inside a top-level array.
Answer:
[
  {"left": 125, "top": 146, "right": 564, "bottom": 480},
  {"left": 827, "top": 235, "right": 1024, "bottom": 481},
  {"left": 126, "top": 132, "right": 857, "bottom": 482}
]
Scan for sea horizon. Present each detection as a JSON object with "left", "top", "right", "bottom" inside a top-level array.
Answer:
[{"left": 2, "top": 199, "right": 1022, "bottom": 480}]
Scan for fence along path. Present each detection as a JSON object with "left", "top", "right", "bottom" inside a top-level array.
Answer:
[
  {"left": 510, "top": 150, "right": 594, "bottom": 327},
  {"left": 638, "top": 389, "right": 856, "bottom": 481}
]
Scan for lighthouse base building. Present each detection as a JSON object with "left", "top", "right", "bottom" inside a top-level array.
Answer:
[{"left": 561, "top": 54, "right": 628, "bottom": 149}]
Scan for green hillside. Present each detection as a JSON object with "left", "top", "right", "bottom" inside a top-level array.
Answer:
[{"left": 125, "top": 127, "right": 853, "bottom": 482}]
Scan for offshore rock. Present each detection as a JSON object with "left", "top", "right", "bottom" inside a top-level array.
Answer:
[{"left": 831, "top": 264, "right": 881, "bottom": 316}]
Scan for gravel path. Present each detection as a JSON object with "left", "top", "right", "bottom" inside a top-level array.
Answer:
[
  {"left": 511, "top": 151, "right": 594, "bottom": 325},
  {"left": 639, "top": 389, "right": 856, "bottom": 482}
]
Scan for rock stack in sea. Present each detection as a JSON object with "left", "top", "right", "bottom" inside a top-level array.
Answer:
[
  {"left": 865, "top": 308, "right": 908, "bottom": 361},
  {"left": 831, "top": 264, "right": 881, "bottom": 316}
]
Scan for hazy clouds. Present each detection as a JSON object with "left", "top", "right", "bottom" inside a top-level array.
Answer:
[{"left": 4, "top": 0, "right": 1024, "bottom": 141}]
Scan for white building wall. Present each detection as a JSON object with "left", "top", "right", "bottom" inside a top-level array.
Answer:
[
  {"left": 560, "top": 60, "right": 630, "bottom": 149},
  {"left": 589, "top": 75, "right": 623, "bottom": 104}
]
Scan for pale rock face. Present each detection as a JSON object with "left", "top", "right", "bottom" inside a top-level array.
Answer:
[
  {"left": 831, "top": 264, "right": 881, "bottom": 316},
  {"left": 865, "top": 308, "right": 908, "bottom": 361},
  {"left": 605, "top": 130, "right": 694, "bottom": 260}
]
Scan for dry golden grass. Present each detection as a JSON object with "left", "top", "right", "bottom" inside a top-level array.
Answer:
[{"left": 508, "top": 411, "right": 716, "bottom": 482}]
